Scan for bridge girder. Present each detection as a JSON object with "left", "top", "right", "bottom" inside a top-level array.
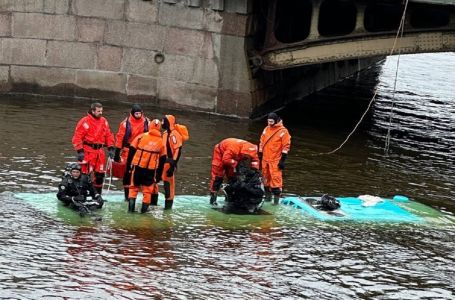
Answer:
[
  {"left": 255, "top": 0, "right": 455, "bottom": 70},
  {"left": 262, "top": 31, "right": 455, "bottom": 70}
]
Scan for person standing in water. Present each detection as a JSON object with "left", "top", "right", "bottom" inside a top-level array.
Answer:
[
  {"left": 72, "top": 102, "right": 115, "bottom": 194},
  {"left": 114, "top": 104, "right": 150, "bottom": 201},
  {"left": 126, "top": 119, "right": 166, "bottom": 213},
  {"left": 259, "top": 113, "right": 291, "bottom": 205}
]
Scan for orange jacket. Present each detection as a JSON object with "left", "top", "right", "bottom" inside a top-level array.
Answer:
[
  {"left": 214, "top": 138, "right": 259, "bottom": 169},
  {"left": 130, "top": 127, "right": 165, "bottom": 170},
  {"left": 259, "top": 121, "right": 291, "bottom": 162},
  {"left": 115, "top": 115, "right": 149, "bottom": 148},
  {"left": 162, "top": 115, "right": 183, "bottom": 162},
  {"left": 72, "top": 113, "right": 114, "bottom": 151}
]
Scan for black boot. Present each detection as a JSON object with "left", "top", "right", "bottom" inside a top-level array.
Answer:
[
  {"left": 273, "top": 194, "right": 280, "bottom": 205},
  {"left": 95, "top": 186, "right": 102, "bottom": 195},
  {"left": 128, "top": 198, "right": 136, "bottom": 213},
  {"left": 141, "top": 203, "right": 150, "bottom": 213},
  {"left": 150, "top": 194, "right": 159, "bottom": 206},
  {"left": 124, "top": 188, "right": 129, "bottom": 201},
  {"left": 164, "top": 200, "right": 173, "bottom": 210}
]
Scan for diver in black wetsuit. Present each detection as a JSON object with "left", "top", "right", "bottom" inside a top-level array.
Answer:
[
  {"left": 222, "top": 158, "right": 264, "bottom": 214},
  {"left": 56, "top": 163, "right": 104, "bottom": 216},
  {"left": 306, "top": 194, "right": 340, "bottom": 211}
]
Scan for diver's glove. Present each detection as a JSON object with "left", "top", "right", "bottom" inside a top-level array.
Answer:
[
  {"left": 107, "top": 147, "right": 115, "bottom": 159},
  {"left": 209, "top": 192, "right": 218, "bottom": 206},
  {"left": 113, "top": 148, "right": 121, "bottom": 162},
  {"left": 76, "top": 149, "right": 84, "bottom": 162},
  {"left": 166, "top": 159, "right": 175, "bottom": 177},
  {"left": 278, "top": 153, "right": 287, "bottom": 170},
  {"left": 212, "top": 176, "right": 223, "bottom": 192},
  {"left": 155, "top": 171, "right": 162, "bottom": 183}
]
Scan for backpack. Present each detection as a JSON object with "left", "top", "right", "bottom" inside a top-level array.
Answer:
[{"left": 175, "top": 124, "right": 189, "bottom": 142}]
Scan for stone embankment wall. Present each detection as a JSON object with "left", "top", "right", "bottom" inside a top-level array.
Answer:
[{"left": 0, "top": 0, "right": 254, "bottom": 116}]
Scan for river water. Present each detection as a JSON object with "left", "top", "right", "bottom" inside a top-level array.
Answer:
[{"left": 0, "top": 53, "right": 454, "bottom": 299}]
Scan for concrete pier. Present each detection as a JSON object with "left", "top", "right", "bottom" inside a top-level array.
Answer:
[
  {"left": 2, "top": 0, "right": 450, "bottom": 117},
  {"left": 0, "top": 0, "right": 254, "bottom": 116}
]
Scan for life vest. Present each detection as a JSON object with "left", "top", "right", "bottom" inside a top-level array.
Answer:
[
  {"left": 131, "top": 132, "right": 165, "bottom": 170},
  {"left": 122, "top": 117, "right": 149, "bottom": 148}
]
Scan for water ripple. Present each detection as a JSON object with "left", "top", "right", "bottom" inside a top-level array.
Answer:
[{"left": 1, "top": 53, "right": 455, "bottom": 298}]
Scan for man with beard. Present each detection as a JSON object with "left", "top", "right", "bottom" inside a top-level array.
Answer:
[
  {"left": 259, "top": 113, "right": 291, "bottom": 205},
  {"left": 113, "top": 104, "right": 150, "bottom": 201},
  {"left": 72, "top": 102, "right": 115, "bottom": 194}
]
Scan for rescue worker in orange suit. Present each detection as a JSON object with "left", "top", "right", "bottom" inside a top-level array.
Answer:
[
  {"left": 126, "top": 119, "right": 166, "bottom": 213},
  {"left": 209, "top": 138, "right": 260, "bottom": 206},
  {"left": 259, "top": 113, "right": 291, "bottom": 205},
  {"left": 161, "top": 115, "right": 184, "bottom": 210},
  {"left": 72, "top": 102, "right": 115, "bottom": 194},
  {"left": 114, "top": 104, "right": 150, "bottom": 201}
]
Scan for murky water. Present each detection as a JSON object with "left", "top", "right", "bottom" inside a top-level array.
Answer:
[{"left": 0, "top": 53, "right": 454, "bottom": 299}]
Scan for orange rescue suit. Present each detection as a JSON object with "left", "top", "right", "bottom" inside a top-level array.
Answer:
[
  {"left": 115, "top": 114, "right": 149, "bottom": 188},
  {"left": 128, "top": 125, "right": 166, "bottom": 205},
  {"left": 210, "top": 138, "right": 259, "bottom": 192},
  {"left": 72, "top": 113, "right": 114, "bottom": 176},
  {"left": 115, "top": 115, "right": 149, "bottom": 161},
  {"left": 259, "top": 121, "right": 291, "bottom": 190},
  {"left": 162, "top": 115, "right": 183, "bottom": 203}
]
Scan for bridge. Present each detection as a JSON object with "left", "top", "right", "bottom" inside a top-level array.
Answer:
[
  {"left": 247, "top": 0, "right": 455, "bottom": 116},
  {"left": 0, "top": 0, "right": 453, "bottom": 117},
  {"left": 252, "top": 0, "right": 455, "bottom": 70}
]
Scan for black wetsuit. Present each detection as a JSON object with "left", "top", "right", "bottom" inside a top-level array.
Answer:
[
  {"left": 57, "top": 174, "right": 103, "bottom": 213},
  {"left": 223, "top": 165, "right": 264, "bottom": 213}
]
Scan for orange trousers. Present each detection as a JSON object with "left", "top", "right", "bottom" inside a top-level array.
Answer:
[
  {"left": 80, "top": 147, "right": 107, "bottom": 189},
  {"left": 261, "top": 160, "right": 283, "bottom": 190},
  {"left": 129, "top": 184, "right": 158, "bottom": 204}
]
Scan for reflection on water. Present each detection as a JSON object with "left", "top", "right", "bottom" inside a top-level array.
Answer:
[
  {"left": 1, "top": 192, "right": 454, "bottom": 299},
  {"left": 0, "top": 53, "right": 454, "bottom": 298}
]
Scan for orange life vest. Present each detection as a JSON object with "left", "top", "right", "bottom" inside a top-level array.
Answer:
[{"left": 130, "top": 129, "right": 165, "bottom": 170}]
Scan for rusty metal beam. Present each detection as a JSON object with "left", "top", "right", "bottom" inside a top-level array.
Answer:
[
  {"left": 260, "top": 31, "right": 455, "bottom": 70},
  {"left": 411, "top": 0, "right": 455, "bottom": 5}
]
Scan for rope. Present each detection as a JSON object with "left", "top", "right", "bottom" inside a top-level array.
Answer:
[
  {"left": 317, "top": 0, "right": 410, "bottom": 156},
  {"left": 384, "top": 0, "right": 408, "bottom": 155}
]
